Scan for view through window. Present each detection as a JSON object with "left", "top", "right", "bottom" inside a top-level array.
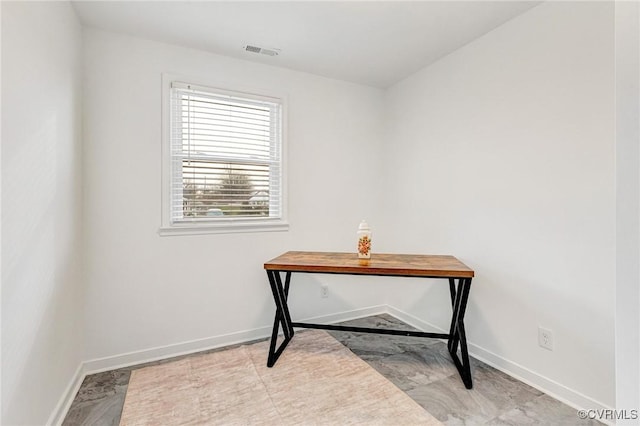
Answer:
[{"left": 170, "top": 82, "right": 283, "bottom": 224}]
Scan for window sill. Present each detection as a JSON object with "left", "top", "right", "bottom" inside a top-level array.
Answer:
[{"left": 158, "top": 221, "right": 289, "bottom": 236}]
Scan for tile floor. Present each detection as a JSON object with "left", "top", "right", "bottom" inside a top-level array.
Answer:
[{"left": 62, "top": 314, "right": 602, "bottom": 425}]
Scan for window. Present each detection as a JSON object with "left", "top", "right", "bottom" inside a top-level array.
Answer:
[{"left": 161, "top": 79, "right": 287, "bottom": 235}]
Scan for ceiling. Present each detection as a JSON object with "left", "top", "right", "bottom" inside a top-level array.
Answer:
[{"left": 72, "top": 1, "right": 541, "bottom": 88}]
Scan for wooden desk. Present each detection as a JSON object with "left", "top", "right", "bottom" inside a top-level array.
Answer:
[{"left": 264, "top": 251, "right": 475, "bottom": 389}]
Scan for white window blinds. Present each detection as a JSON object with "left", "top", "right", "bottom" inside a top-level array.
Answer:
[{"left": 169, "top": 82, "right": 283, "bottom": 224}]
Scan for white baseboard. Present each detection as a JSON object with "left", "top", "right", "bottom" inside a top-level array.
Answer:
[
  {"left": 385, "top": 305, "right": 615, "bottom": 424},
  {"left": 469, "top": 344, "right": 616, "bottom": 426},
  {"left": 48, "top": 364, "right": 84, "bottom": 426},
  {"left": 83, "top": 304, "right": 388, "bottom": 375},
  {"left": 53, "top": 305, "right": 386, "bottom": 424},
  {"left": 83, "top": 325, "right": 271, "bottom": 375},
  {"left": 385, "top": 305, "right": 447, "bottom": 334},
  {"left": 52, "top": 304, "right": 614, "bottom": 426}
]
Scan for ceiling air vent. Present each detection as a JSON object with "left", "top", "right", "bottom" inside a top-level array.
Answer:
[{"left": 244, "top": 45, "right": 280, "bottom": 57}]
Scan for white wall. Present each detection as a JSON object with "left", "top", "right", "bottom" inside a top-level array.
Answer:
[
  {"left": 82, "top": 29, "right": 387, "bottom": 362},
  {"left": 381, "top": 1, "right": 615, "bottom": 408},
  {"left": 2, "top": 2, "right": 626, "bottom": 422},
  {"left": 0, "top": 1, "right": 3, "bottom": 419},
  {"left": 614, "top": 1, "right": 640, "bottom": 421},
  {"left": 1, "top": 2, "right": 84, "bottom": 425}
]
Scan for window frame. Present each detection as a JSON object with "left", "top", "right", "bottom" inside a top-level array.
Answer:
[{"left": 160, "top": 74, "right": 288, "bottom": 236}]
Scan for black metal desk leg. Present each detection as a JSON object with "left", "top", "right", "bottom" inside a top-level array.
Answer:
[
  {"left": 448, "top": 278, "right": 463, "bottom": 353},
  {"left": 447, "top": 278, "right": 473, "bottom": 389},
  {"left": 448, "top": 278, "right": 456, "bottom": 308},
  {"left": 274, "top": 271, "right": 294, "bottom": 337},
  {"left": 267, "top": 271, "right": 295, "bottom": 367},
  {"left": 268, "top": 271, "right": 291, "bottom": 343}
]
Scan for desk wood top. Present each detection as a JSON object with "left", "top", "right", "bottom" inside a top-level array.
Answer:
[{"left": 264, "top": 251, "right": 474, "bottom": 278}]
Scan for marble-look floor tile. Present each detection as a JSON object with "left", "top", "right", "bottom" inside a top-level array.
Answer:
[
  {"left": 329, "top": 331, "right": 406, "bottom": 357},
  {"left": 328, "top": 314, "right": 443, "bottom": 358},
  {"left": 335, "top": 313, "right": 420, "bottom": 331},
  {"left": 471, "top": 364, "right": 543, "bottom": 406},
  {"left": 406, "top": 362, "right": 545, "bottom": 425},
  {"left": 62, "top": 392, "right": 126, "bottom": 426},
  {"left": 407, "top": 374, "right": 502, "bottom": 425},
  {"left": 363, "top": 346, "right": 460, "bottom": 391},
  {"left": 61, "top": 371, "right": 130, "bottom": 426},
  {"left": 73, "top": 370, "right": 130, "bottom": 403},
  {"left": 62, "top": 314, "right": 602, "bottom": 426},
  {"left": 489, "top": 394, "right": 603, "bottom": 425},
  {"left": 419, "top": 340, "right": 484, "bottom": 369}
]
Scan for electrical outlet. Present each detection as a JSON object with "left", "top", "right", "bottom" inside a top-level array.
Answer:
[
  {"left": 320, "top": 284, "right": 329, "bottom": 298},
  {"left": 538, "top": 327, "right": 554, "bottom": 351}
]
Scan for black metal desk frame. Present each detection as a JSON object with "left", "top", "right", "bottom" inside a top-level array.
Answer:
[{"left": 265, "top": 269, "right": 474, "bottom": 389}]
